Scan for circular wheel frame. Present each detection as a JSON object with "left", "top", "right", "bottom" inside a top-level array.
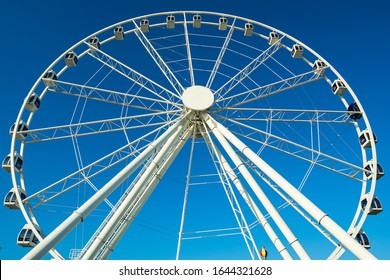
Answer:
[{"left": 8, "top": 11, "right": 382, "bottom": 260}]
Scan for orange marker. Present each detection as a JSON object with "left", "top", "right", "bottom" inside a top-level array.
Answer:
[{"left": 260, "top": 246, "right": 268, "bottom": 260}]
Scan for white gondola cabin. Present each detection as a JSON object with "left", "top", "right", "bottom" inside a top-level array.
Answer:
[
  {"left": 219, "top": 17, "right": 228, "bottom": 30},
  {"left": 4, "top": 187, "right": 26, "bottom": 209},
  {"left": 64, "top": 51, "right": 78, "bottom": 67},
  {"left": 244, "top": 23, "right": 253, "bottom": 36},
  {"left": 364, "top": 160, "right": 385, "bottom": 180},
  {"left": 114, "top": 26, "right": 125, "bottom": 40},
  {"left": 9, "top": 121, "right": 29, "bottom": 141},
  {"left": 42, "top": 70, "right": 57, "bottom": 87},
  {"left": 359, "top": 129, "right": 378, "bottom": 148},
  {"left": 166, "top": 16, "right": 175, "bottom": 29},
  {"left": 193, "top": 15, "right": 201, "bottom": 28},
  {"left": 348, "top": 102, "right": 362, "bottom": 120},
  {"left": 26, "top": 93, "right": 41, "bottom": 112},
  {"left": 140, "top": 19, "right": 149, "bottom": 32},
  {"left": 88, "top": 36, "right": 100, "bottom": 51},
  {"left": 2, "top": 152, "right": 23, "bottom": 173},
  {"left": 17, "top": 224, "right": 41, "bottom": 247},
  {"left": 331, "top": 79, "right": 346, "bottom": 96},
  {"left": 291, "top": 44, "right": 303, "bottom": 58},
  {"left": 355, "top": 231, "right": 370, "bottom": 249},
  {"left": 312, "top": 59, "right": 326, "bottom": 75},
  {"left": 268, "top": 31, "right": 279, "bottom": 45},
  {"left": 361, "top": 195, "right": 383, "bottom": 215}
]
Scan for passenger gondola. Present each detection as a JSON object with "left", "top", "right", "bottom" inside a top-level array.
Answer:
[
  {"left": 17, "top": 224, "right": 41, "bottom": 247},
  {"left": 140, "top": 19, "right": 149, "bottom": 32},
  {"left": 114, "top": 26, "right": 125, "bottom": 40},
  {"left": 42, "top": 70, "right": 57, "bottom": 87},
  {"left": 359, "top": 129, "right": 378, "bottom": 148},
  {"left": 193, "top": 15, "right": 201, "bottom": 28},
  {"left": 88, "top": 36, "right": 101, "bottom": 51},
  {"left": 25, "top": 93, "right": 41, "bottom": 112},
  {"left": 348, "top": 102, "right": 362, "bottom": 120},
  {"left": 166, "top": 16, "right": 175, "bottom": 29},
  {"left": 331, "top": 79, "right": 346, "bottom": 96},
  {"left": 219, "top": 17, "right": 228, "bottom": 30},
  {"left": 364, "top": 160, "right": 385, "bottom": 180},
  {"left": 244, "top": 23, "right": 253, "bottom": 36},
  {"left": 361, "top": 195, "right": 383, "bottom": 215},
  {"left": 64, "top": 51, "right": 78, "bottom": 67},
  {"left": 2, "top": 152, "right": 23, "bottom": 173},
  {"left": 9, "top": 121, "right": 28, "bottom": 141},
  {"left": 291, "top": 44, "right": 303, "bottom": 58},
  {"left": 4, "top": 187, "right": 26, "bottom": 209},
  {"left": 268, "top": 31, "right": 279, "bottom": 45}
]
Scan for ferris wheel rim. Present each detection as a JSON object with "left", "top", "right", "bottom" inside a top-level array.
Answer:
[{"left": 7, "top": 10, "right": 381, "bottom": 260}]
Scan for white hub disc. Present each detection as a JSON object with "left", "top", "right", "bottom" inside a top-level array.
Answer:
[{"left": 182, "top": 86, "right": 214, "bottom": 111}]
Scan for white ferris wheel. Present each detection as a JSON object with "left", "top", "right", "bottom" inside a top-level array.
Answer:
[{"left": 4, "top": 11, "right": 385, "bottom": 260}]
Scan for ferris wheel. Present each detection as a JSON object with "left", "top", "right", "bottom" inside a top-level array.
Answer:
[{"left": 4, "top": 11, "right": 385, "bottom": 260}]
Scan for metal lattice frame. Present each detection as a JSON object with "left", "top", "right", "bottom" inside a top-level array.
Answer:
[{"left": 7, "top": 11, "right": 382, "bottom": 260}]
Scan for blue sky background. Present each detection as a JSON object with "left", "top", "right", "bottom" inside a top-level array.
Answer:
[{"left": 0, "top": 0, "right": 389, "bottom": 260}]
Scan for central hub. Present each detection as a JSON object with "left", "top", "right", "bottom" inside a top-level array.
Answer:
[{"left": 182, "top": 86, "right": 214, "bottom": 111}]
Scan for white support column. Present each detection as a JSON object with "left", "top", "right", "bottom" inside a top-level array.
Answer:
[
  {"left": 207, "top": 136, "right": 293, "bottom": 260},
  {"left": 97, "top": 125, "right": 192, "bottom": 259},
  {"left": 211, "top": 115, "right": 377, "bottom": 260},
  {"left": 22, "top": 116, "right": 189, "bottom": 260},
  {"left": 202, "top": 114, "right": 310, "bottom": 260},
  {"left": 203, "top": 129, "right": 260, "bottom": 260},
  {"left": 82, "top": 118, "right": 189, "bottom": 259}
]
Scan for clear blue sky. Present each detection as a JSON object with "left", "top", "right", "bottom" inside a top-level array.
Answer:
[{"left": 0, "top": 0, "right": 389, "bottom": 260}]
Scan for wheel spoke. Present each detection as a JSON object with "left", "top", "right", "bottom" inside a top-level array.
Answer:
[
  {"left": 214, "top": 69, "right": 325, "bottom": 108},
  {"left": 215, "top": 115, "right": 365, "bottom": 181},
  {"left": 51, "top": 80, "right": 182, "bottom": 111},
  {"left": 24, "top": 110, "right": 180, "bottom": 143},
  {"left": 183, "top": 12, "right": 195, "bottom": 86},
  {"left": 206, "top": 17, "right": 236, "bottom": 88},
  {"left": 9, "top": 12, "right": 378, "bottom": 261},
  {"left": 85, "top": 44, "right": 182, "bottom": 102},
  {"left": 242, "top": 159, "right": 341, "bottom": 248},
  {"left": 213, "top": 35, "right": 284, "bottom": 100},
  {"left": 23, "top": 119, "right": 178, "bottom": 208},
  {"left": 207, "top": 114, "right": 376, "bottom": 260},
  {"left": 132, "top": 19, "right": 185, "bottom": 95},
  {"left": 212, "top": 107, "right": 353, "bottom": 124},
  {"left": 81, "top": 119, "right": 193, "bottom": 260},
  {"left": 203, "top": 123, "right": 266, "bottom": 260},
  {"left": 202, "top": 113, "right": 311, "bottom": 260},
  {"left": 22, "top": 115, "right": 191, "bottom": 260}
]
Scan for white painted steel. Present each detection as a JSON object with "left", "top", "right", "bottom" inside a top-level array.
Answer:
[
  {"left": 82, "top": 117, "right": 190, "bottom": 259},
  {"left": 202, "top": 127, "right": 260, "bottom": 260},
  {"left": 132, "top": 19, "right": 184, "bottom": 95},
  {"left": 183, "top": 12, "right": 195, "bottom": 86},
  {"left": 22, "top": 117, "right": 188, "bottom": 260},
  {"left": 210, "top": 115, "right": 377, "bottom": 260},
  {"left": 206, "top": 17, "right": 236, "bottom": 89},
  {"left": 202, "top": 113, "right": 310, "bottom": 260},
  {"left": 182, "top": 86, "right": 214, "bottom": 111},
  {"left": 202, "top": 126, "right": 292, "bottom": 260},
  {"left": 7, "top": 11, "right": 380, "bottom": 260},
  {"left": 96, "top": 123, "right": 192, "bottom": 259},
  {"left": 176, "top": 128, "right": 197, "bottom": 260}
]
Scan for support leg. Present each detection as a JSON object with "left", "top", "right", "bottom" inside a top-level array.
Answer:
[
  {"left": 209, "top": 114, "right": 376, "bottom": 260},
  {"left": 202, "top": 113, "right": 310, "bottom": 260}
]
